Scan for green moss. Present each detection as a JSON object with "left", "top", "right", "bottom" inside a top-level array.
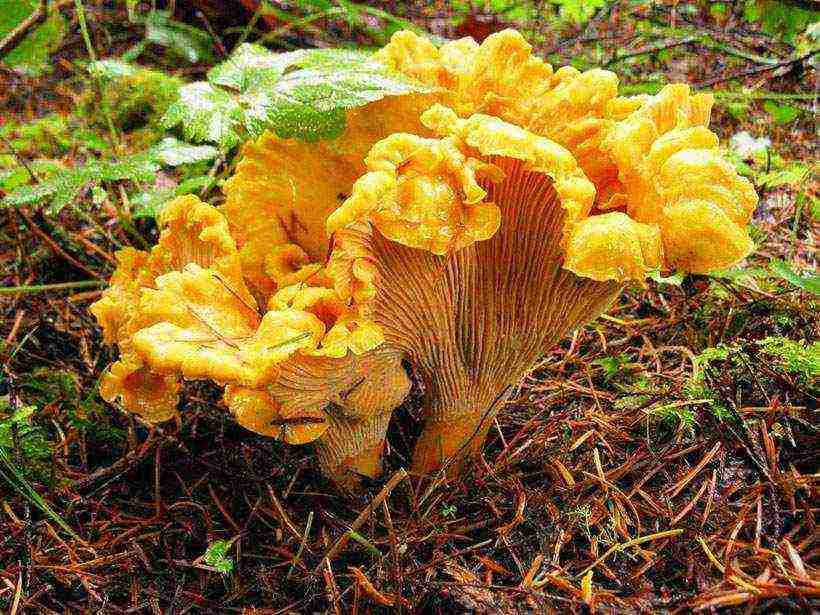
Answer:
[
  {"left": 0, "top": 114, "right": 112, "bottom": 193},
  {"left": 21, "top": 369, "right": 125, "bottom": 446},
  {"left": 757, "top": 337, "right": 819, "bottom": 391},
  {"left": 686, "top": 344, "right": 741, "bottom": 422},
  {"left": 0, "top": 371, "right": 126, "bottom": 485},
  {"left": 0, "top": 405, "right": 52, "bottom": 483},
  {"left": 685, "top": 336, "right": 818, "bottom": 421},
  {"left": 594, "top": 352, "right": 637, "bottom": 383},
  {"left": 647, "top": 403, "right": 698, "bottom": 431}
]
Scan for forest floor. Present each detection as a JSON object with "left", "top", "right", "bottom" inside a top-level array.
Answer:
[{"left": 0, "top": 1, "right": 817, "bottom": 613}]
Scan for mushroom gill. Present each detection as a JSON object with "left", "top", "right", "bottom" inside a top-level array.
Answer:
[
  {"left": 327, "top": 85, "right": 756, "bottom": 475},
  {"left": 327, "top": 109, "right": 623, "bottom": 473}
]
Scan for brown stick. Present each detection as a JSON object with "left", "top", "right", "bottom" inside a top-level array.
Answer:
[
  {"left": 16, "top": 209, "right": 103, "bottom": 280},
  {"left": 313, "top": 468, "right": 408, "bottom": 573},
  {"left": 0, "top": 0, "right": 47, "bottom": 58},
  {"left": 699, "top": 48, "right": 820, "bottom": 87}
]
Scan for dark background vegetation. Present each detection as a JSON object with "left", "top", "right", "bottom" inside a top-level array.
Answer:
[{"left": 0, "top": 1, "right": 817, "bottom": 613}]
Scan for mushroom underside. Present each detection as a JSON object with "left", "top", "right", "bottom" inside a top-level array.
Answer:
[
  {"left": 268, "top": 347, "right": 411, "bottom": 488},
  {"left": 361, "top": 156, "right": 621, "bottom": 473}
]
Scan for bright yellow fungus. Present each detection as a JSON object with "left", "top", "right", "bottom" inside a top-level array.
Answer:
[{"left": 92, "top": 28, "right": 757, "bottom": 488}]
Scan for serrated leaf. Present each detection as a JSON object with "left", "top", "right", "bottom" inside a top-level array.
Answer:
[
  {"left": 166, "top": 43, "right": 431, "bottom": 146},
  {"left": 207, "top": 43, "right": 296, "bottom": 90},
  {"left": 1, "top": 134, "right": 218, "bottom": 213},
  {"left": 290, "top": 48, "right": 375, "bottom": 69},
  {"left": 150, "top": 137, "right": 218, "bottom": 166},
  {"left": 162, "top": 82, "right": 243, "bottom": 148},
  {"left": 97, "top": 156, "right": 157, "bottom": 183},
  {"left": 2, "top": 155, "right": 157, "bottom": 214},
  {"left": 242, "top": 62, "right": 431, "bottom": 141}
]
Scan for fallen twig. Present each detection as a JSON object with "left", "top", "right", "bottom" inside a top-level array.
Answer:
[
  {"left": 0, "top": 0, "right": 47, "bottom": 58},
  {"left": 700, "top": 48, "right": 820, "bottom": 87},
  {"left": 314, "top": 468, "right": 407, "bottom": 573}
]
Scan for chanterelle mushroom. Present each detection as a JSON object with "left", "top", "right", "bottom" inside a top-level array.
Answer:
[
  {"left": 92, "top": 29, "right": 757, "bottom": 486},
  {"left": 91, "top": 193, "right": 410, "bottom": 488}
]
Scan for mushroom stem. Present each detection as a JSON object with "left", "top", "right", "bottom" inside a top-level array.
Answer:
[
  {"left": 282, "top": 350, "right": 408, "bottom": 489},
  {"left": 411, "top": 383, "right": 512, "bottom": 475},
  {"left": 367, "top": 158, "right": 621, "bottom": 476},
  {"left": 314, "top": 409, "right": 393, "bottom": 488}
]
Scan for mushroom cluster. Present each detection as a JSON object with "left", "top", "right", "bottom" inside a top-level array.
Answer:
[{"left": 92, "top": 29, "right": 757, "bottom": 488}]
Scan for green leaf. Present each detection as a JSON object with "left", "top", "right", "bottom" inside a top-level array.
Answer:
[
  {"left": 593, "top": 353, "right": 634, "bottom": 382},
  {"left": 91, "top": 185, "right": 108, "bottom": 205},
  {"left": 769, "top": 259, "right": 820, "bottom": 295},
  {"left": 207, "top": 42, "right": 294, "bottom": 90},
  {"left": 0, "top": 159, "right": 63, "bottom": 192},
  {"left": 2, "top": 137, "right": 213, "bottom": 213},
  {"left": 163, "top": 44, "right": 432, "bottom": 146},
  {"left": 203, "top": 540, "right": 234, "bottom": 574},
  {"left": 725, "top": 100, "right": 751, "bottom": 120},
  {"left": 809, "top": 195, "right": 820, "bottom": 221},
  {"left": 150, "top": 137, "right": 219, "bottom": 166},
  {"left": 162, "top": 82, "right": 244, "bottom": 148},
  {"left": 243, "top": 56, "right": 432, "bottom": 141},
  {"left": 290, "top": 48, "right": 375, "bottom": 70},
  {"left": 763, "top": 100, "right": 801, "bottom": 125},
  {"left": 708, "top": 265, "right": 769, "bottom": 285}
]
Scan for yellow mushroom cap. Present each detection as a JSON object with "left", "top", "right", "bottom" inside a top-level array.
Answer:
[
  {"left": 422, "top": 105, "right": 596, "bottom": 227},
  {"left": 564, "top": 212, "right": 663, "bottom": 282},
  {"left": 326, "top": 132, "right": 503, "bottom": 255},
  {"left": 151, "top": 194, "right": 236, "bottom": 274},
  {"left": 98, "top": 356, "right": 180, "bottom": 423},
  {"left": 661, "top": 199, "right": 755, "bottom": 273},
  {"left": 269, "top": 284, "right": 384, "bottom": 358},
  {"left": 224, "top": 385, "right": 328, "bottom": 443},
  {"left": 130, "top": 262, "right": 327, "bottom": 387},
  {"left": 90, "top": 248, "right": 154, "bottom": 345},
  {"left": 325, "top": 222, "right": 379, "bottom": 307}
]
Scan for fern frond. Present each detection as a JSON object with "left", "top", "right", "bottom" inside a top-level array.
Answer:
[{"left": 1, "top": 137, "right": 217, "bottom": 214}]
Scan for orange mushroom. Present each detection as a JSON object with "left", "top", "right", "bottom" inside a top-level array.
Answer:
[
  {"left": 92, "top": 195, "right": 409, "bottom": 489},
  {"left": 92, "top": 29, "right": 757, "bottom": 487},
  {"left": 326, "top": 31, "right": 756, "bottom": 475}
]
